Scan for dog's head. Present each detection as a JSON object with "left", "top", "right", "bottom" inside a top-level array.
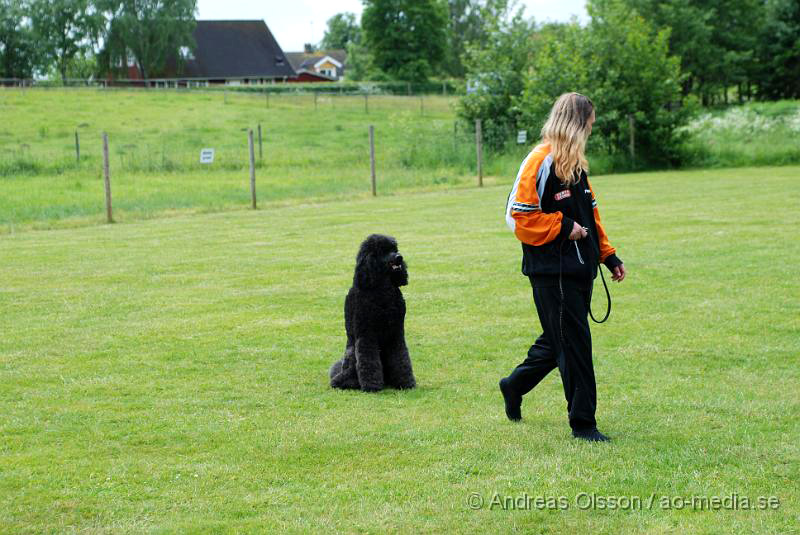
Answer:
[{"left": 353, "top": 234, "right": 408, "bottom": 290}]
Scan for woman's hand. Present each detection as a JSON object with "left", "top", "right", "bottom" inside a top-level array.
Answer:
[
  {"left": 569, "top": 222, "right": 588, "bottom": 240},
  {"left": 611, "top": 263, "right": 626, "bottom": 282}
]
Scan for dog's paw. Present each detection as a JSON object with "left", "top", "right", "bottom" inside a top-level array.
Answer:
[
  {"left": 331, "top": 378, "right": 359, "bottom": 390},
  {"left": 360, "top": 384, "right": 383, "bottom": 393}
]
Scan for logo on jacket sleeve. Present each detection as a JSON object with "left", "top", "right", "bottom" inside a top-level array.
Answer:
[{"left": 554, "top": 190, "right": 571, "bottom": 201}]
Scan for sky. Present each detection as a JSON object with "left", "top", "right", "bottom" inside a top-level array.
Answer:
[{"left": 196, "top": 0, "right": 588, "bottom": 53}]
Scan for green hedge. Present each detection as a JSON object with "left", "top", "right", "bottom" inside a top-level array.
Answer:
[{"left": 221, "top": 80, "right": 461, "bottom": 95}]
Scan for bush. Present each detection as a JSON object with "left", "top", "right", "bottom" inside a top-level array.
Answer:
[
  {"left": 517, "top": 1, "right": 688, "bottom": 168},
  {"left": 515, "top": 22, "right": 589, "bottom": 142},
  {"left": 222, "top": 80, "right": 459, "bottom": 96},
  {"left": 456, "top": 11, "right": 534, "bottom": 151},
  {"left": 459, "top": 0, "right": 691, "bottom": 168}
]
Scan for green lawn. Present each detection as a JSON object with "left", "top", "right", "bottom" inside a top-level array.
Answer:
[
  {"left": 0, "top": 165, "right": 798, "bottom": 533},
  {"left": 0, "top": 89, "right": 526, "bottom": 232},
  {"left": 3, "top": 89, "right": 799, "bottom": 235}
]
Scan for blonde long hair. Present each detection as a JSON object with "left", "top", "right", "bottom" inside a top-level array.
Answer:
[{"left": 540, "top": 92, "right": 594, "bottom": 185}]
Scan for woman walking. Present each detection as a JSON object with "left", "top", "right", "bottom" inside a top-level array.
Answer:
[{"left": 499, "top": 93, "right": 626, "bottom": 442}]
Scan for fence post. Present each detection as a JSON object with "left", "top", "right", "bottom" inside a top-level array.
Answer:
[
  {"left": 364, "top": 93, "right": 368, "bottom": 114},
  {"left": 102, "top": 133, "right": 113, "bottom": 223},
  {"left": 74, "top": 131, "right": 80, "bottom": 164},
  {"left": 475, "top": 119, "right": 483, "bottom": 187},
  {"left": 266, "top": 92, "right": 269, "bottom": 108},
  {"left": 224, "top": 90, "right": 227, "bottom": 105},
  {"left": 420, "top": 96, "right": 424, "bottom": 116},
  {"left": 258, "top": 123, "right": 263, "bottom": 160},
  {"left": 249, "top": 129, "right": 257, "bottom": 209},
  {"left": 314, "top": 91, "right": 318, "bottom": 111},
  {"left": 628, "top": 114, "right": 635, "bottom": 163},
  {"left": 369, "top": 125, "right": 376, "bottom": 197}
]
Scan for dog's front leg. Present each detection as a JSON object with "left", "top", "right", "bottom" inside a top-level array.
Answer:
[
  {"left": 355, "top": 337, "right": 384, "bottom": 392},
  {"left": 382, "top": 335, "right": 416, "bottom": 389}
]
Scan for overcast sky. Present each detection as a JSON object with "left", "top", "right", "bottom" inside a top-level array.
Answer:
[{"left": 196, "top": 0, "right": 588, "bottom": 53}]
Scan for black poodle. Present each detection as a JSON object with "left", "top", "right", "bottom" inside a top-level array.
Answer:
[{"left": 329, "top": 234, "right": 416, "bottom": 392}]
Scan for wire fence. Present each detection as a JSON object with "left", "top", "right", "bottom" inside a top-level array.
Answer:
[
  {"left": 0, "top": 77, "right": 461, "bottom": 95},
  {"left": 0, "top": 87, "right": 531, "bottom": 229},
  {"left": 0, "top": 104, "right": 488, "bottom": 174}
]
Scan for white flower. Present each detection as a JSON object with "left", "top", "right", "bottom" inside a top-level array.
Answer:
[
  {"left": 786, "top": 109, "right": 800, "bottom": 133},
  {"left": 680, "top": 106, "right": 797, "bottom": 136}
]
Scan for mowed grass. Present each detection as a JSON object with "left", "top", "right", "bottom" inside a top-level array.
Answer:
[
  {"left": 0, "top": 89, "right": 525, "bottom": 232},
  {"left": 0, "top": 165, "right": 798, "bottom": 533}
]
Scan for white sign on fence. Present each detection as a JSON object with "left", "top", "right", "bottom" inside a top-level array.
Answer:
[
  {"left": 516, "top": 130, "right": 527, "bottom": 144},
  {"left": 200, "top": 148, "right": 215, "bottom": 164}
]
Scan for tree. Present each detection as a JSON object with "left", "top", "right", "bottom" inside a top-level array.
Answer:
[
  {"left": 97, "top": 0, "right": 196, "bottom": 80},
  {"left": 361, "top": 0, "right": 449, "bottom": 82},
  {"left": 443, "top": 0, "right": 511, "bottom": 77},
  {"left": 622, "top": 0, "right": 763, "bottom": 104},
  {"left": 345, "top": 40, "right": 380, "bottom": 81},
  {"left": 456, "top": 4, "right": 534, "bottom": 148},
  {"left": 585, "top": 0, "right": 685, "bottom": 161},
  {"left": 699, "top": 0, "right": 763, "bottom": 104},
  {"left": 516, "top": 0, "right": 686, "bottom": 165},
  {"left": 756, "top": 0, "right": 800, "bottom": 100},
  {"left": 620, "top": 0, "right": 713, "bottom": 97},
  {"left": 0, "top": 0, "right": 40, "bottom": 78},
  {"left": 48, "top": 50, "right": 97, "bottom": 80},
  {"left": 29, "top": 0, "right": 101, "bottom": 83},
  {"left": 319, "top": 12, "right": 360, "bottom": 50},
  {"left": 516, "top": 22, "right": 589, "bottom": 136}
]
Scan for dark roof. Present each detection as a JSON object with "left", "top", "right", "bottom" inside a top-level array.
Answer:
[
  {"left": 285, "top": 50, "right": 347, "bottom": 72},
  {"left": 294, "top": 69, "right": 335, "bottom": 81},
  {"left": 183, "top": 20, "right": 296, "bottom": 79}
]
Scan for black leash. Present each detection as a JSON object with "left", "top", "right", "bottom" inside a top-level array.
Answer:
[
  {"left": 588, "top": 257, "right": 611, "bottom": 324},
  {"left": 557, "top": 232, "right": 611, "bottom": 339},
  {"left": 582, "top": 221, "right": 612, "bottom": 324},
  {"left": 558, "top": 239, "right": 567, "bottom": 342}
]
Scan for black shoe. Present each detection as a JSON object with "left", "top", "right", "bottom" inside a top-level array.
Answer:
[
  {"left": 572, "top": 428, "right": 611, "bottom": 442},
  {"left": 499, "top": 378, "right": 522, "bottom": 421}
]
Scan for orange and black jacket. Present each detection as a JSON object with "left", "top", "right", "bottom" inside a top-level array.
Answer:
[{"left": 504, "top": 143, "right": 622, "bottom": 286}]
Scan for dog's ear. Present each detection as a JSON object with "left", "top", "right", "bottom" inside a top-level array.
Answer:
[{"left": 354, "top": 250, "right": 380, "bottom": 289}]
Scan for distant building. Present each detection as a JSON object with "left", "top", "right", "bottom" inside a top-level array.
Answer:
[
  {"left": 114, "top": 20, "right": 297, "bottom": 86},
  {"left": 285, "top": 50, "right": 347, "bottom": 82},
  {"left": 108, "top": 20, "right": 355, "bottom": 87},
  {"left": 182, "top": 20, "right": 296, "bottom": 84}
]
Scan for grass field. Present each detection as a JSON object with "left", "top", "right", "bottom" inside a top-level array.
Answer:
[
  {"left": 1, "top": 165, "right": 798, "bottom": 533},
  {"left": 2, "top": 89, "right": 799, "bottom": 234},
  {"left": 0, "top": 88, "right": 527, "bottom": 232}
]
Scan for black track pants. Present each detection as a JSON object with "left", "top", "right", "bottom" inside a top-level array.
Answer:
[{"left": 505, "top": 278, "right": 597, "bottom": 431}]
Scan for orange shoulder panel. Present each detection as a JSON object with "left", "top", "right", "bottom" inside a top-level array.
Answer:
[{"left": 511, "top": 144, "right": 565, "bottom": 246}]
